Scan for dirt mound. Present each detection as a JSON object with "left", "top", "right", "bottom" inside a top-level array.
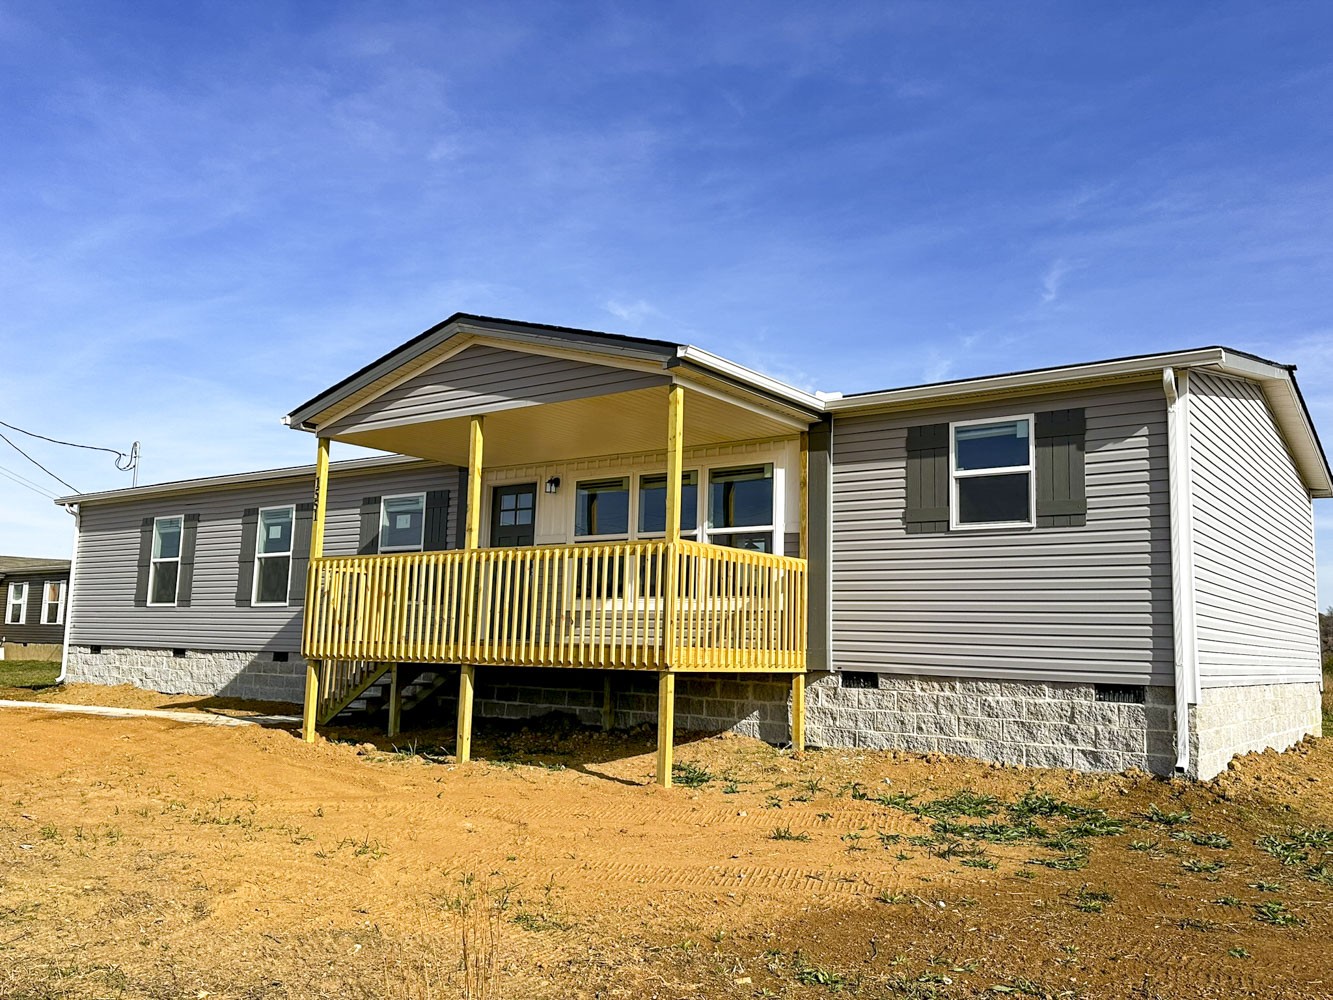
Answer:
[{"left": 1, "top": 708, "right": 1329, "bottom": 998}]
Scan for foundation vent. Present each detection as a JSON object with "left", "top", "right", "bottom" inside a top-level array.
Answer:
[
  {"left": 1095, "top": 684, "right": 1145, "bottom": 705},
  {"left": 840, "top": 671, "right": 879, "bottom": 690}
]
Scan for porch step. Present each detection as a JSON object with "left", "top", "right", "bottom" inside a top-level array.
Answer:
[{"left": 332, "top": 666, "right": 455, "bottom": 724}]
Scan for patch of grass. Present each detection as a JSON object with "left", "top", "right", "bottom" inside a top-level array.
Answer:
[
  {"left": 1253, "top": 900, "right": 1304, "bottom": 927},
  {"left": 1171, "top": 830, "right": 1232, "bottom": 850},
  {"left": 1227, "top": 947, "right": 1251, "bottom": 959},
  {"left": 1248, "top": 880, "right": 1285, "bottom": 893},
  {"left": 917, "top": 789, "right": 1002, "bottom": 819},
  {"left": 0, "top": 659, "right": 60, "bottom": 689},
  {"left": 1008, "top": 791, "right": 1090, "bottom": 821},
  {"left": 960, "top": 856, "right": 997, "bottom": 870},
  {"left": 1212, "top": 895, "right": 1243, "bottom": 907},
  {"left": 770, "top": 826, "right": 810, "bottom": 843},
  {"left": 671, "top": 761, "right": 713, "bottom": 788},
  {"left": 876, "top": 890, "right": 912, "bottom": 905},
  {"left": 511, "top": 911, "right": 571, "bottom": 933},
  {"left": 793, "top": 954, "right": 849, "bottom": 989},
  {"left": 1029, "top": 851, "right": 1088, "bottom": 872},
  {"left": 1127, "top": 839, "right": 1164, "bottom": 857},
  {"left": 1144, "top": 804, "right": 1192, "bottom": 827},
  {"left": 1182, "top": 858, "right": 1225, "bottom": 874},
  {"left": 1069, "top": 885, "right": 1114, "bottom": 913},
  {"left": 1065, "top": 814, "right": 1125, "bottom": 838}
]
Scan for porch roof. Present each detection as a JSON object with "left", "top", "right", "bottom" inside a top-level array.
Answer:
[{"left": 283, "top": 313, "right": 826, "bottom": 466}]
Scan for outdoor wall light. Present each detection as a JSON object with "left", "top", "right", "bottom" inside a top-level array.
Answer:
[{"left": 545, "top": 476, "right": 561, "bottom": 494}]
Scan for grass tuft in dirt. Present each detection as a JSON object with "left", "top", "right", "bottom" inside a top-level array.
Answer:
[
  {"left": 671, "top": 760, "right": 714, "bottom": 788},
  {"left": 770, "top": 825, "right": 811, "bottom": 842}
]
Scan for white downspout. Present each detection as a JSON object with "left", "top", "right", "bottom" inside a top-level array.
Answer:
[
  {"left": 56, "top": 503, "right": 80, "bottom": 685},
  {"left": 1164, "top": 368, "right": 1199, "bottom": 773}
]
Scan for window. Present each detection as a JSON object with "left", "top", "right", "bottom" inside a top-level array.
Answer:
[
  {"left": 950, "top": 416, "right": 1034, "bottom": 529},
  {"left": 637, "top": 471, "right": 698, "bottom": 537},
  {"left": 379, "top": 493, "right": 426, "bottom": 552},
  {"left": 253, "top": 506, "right": 294, "bottom": 605},
  {"left": 40, "top": 580, "right": 66, "bottom": 625},
  {"left": 706, "top": 465, "right": 774, "bottom": 552},
  {"left": 5, "top": 582, "right": 27, "bottom": 625},
  {"left": 496, "top": 488, "right": 534, "bottom": 528},
  {"left": 149, "top": 516, "right": 183, "bottom": 606},
  {"left": 575, "top": 477, "right": 630, "bottom": 538}
]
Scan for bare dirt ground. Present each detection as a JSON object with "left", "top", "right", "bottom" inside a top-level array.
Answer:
[{"left": 1, "top": 696, "right": 1330, "bottom": 999}]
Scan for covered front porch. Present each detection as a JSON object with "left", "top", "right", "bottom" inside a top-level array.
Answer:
[{"left": 285, "top": 317, "right": 822, "bottom": 785}]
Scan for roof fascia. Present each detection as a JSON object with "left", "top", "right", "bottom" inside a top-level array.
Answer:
[
  {"left": 53, "top": 455, "right": 432, "bottom": 507},
  {"left": 286, "top": 315, "right": 678, "bottom": 430}
]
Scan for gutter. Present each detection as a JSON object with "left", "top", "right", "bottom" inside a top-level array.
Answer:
[
  {"left": 1163, "top": 369, "right": 1199, "bottom": 774},
  {"left": 56, "top": 503, "right": 79, "bottom": 685}
]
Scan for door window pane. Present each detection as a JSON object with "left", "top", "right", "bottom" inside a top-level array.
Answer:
[
  {"left": 638, "top": 471, "right": 698, "bottom": 534},
  {"left": 575, "top": 478, "right": 629, "bottom": 537}
]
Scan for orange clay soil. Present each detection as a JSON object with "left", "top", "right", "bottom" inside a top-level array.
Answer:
[
  {"left": 0, "top": 680, "right": 302, "bottom": 717},
  {"left": 0, "top": 704, "right": 1330, "bottom": 999}
]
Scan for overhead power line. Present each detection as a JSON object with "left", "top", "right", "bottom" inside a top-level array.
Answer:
[
  {"left": 0, "top": 463, "right": 58, "bottom": 501},
  {"left": 0, "top": 431, "right": 79, "bottom": 493},
  {"left": 0, "top": 419, "right": 138, "bottom": 472}
]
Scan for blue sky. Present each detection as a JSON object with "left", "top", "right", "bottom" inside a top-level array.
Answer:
[{"left": 2, "top": 1, "right": 1332, "bottom": 597}]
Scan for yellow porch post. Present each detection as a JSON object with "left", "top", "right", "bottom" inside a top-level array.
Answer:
[
  {"left": 387, "top": 664, "right": 401, "bottom": 738},
  {"left": 302, "top": 437, "right": 330, "bottom": 744},
  {"left": 657, "top": 385, "right": 684, "bottom": 787},
  {"left": 790, "top": 673, "right": 805, "bottom": 752},
  {"left": 456, "top": 414, "right": 484, "bottom": 764}
]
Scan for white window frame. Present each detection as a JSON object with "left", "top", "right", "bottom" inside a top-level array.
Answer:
[
  {"left": 634, "top": 469, "right": 701, "bottom": 541},
  {"left": 148, "top": 514, "right": 184, "bottom": 607},
  {"left": 378, "top": 492, "right": 427, "bottom": 553},
  {"left": 6, "top": 582, "right": 27, "bottom": 625},
  {"left": 40, "top": 580, "right": 66, "bottom": 625},
  {"left": 573, "top": 476, "right": 633, "bottom": 543},
  {"left": 252, "top": 504, "right": 295, "bottom": 607},
  {"left": 948, "top": 414, "right": 1036, "bottom": 531},
  {"left": 702, "top": 463, "right": 779, "bottom": 550}
]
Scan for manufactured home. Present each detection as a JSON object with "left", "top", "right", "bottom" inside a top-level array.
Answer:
[
  {"left": 57, "top": 315, "right": 1328, "bottom": 784},
  {"left": 1, "top": 556, "right": 70, "bottom": 661}
]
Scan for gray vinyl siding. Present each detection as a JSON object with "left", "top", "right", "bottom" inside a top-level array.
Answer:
[
  {"left": 324, "top": 344, "right": 669, "bottom": 435},
  {"left": 1187, "top": 372, "right": 1320, "bottom": 686},
  {"left": 2, "top": 571, "right": 69, "bottom": 644},
  {"left": 70, "top": 463, "right": 461, "bottom": 652},
  {"left": 830, "top": 382, "right": 1173, "bottom": 685}
]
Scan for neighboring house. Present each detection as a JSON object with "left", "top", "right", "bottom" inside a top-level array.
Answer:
[
  {"left": 55, "top": 314, "right": 1329, "bottom": 783},
  {"left": 1, "top": 556, "right": 71, "bottom": 660}
]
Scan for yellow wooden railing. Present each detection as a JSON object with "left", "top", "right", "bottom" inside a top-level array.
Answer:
[{"left": 303, "top": 540, "right": 807, "bottom": 676}]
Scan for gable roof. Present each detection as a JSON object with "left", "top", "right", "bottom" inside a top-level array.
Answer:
[
  {"left": 0, "top": 556, "right": 70, "bottom": 577},
  {"left": 283, "top": 312, "right": 826, "bottom": 430}
]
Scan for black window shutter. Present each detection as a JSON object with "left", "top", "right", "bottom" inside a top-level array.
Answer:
[
  {"left": 904, "top": 423, "right": 950, "bottom": 534},
  {"left": 423, "top": 490, "right": 451, "bottom": 551},
  {"left": 359, "top": 497, "right": 381, "bottom": 554},
  {"left": 1035, "top": 409, "right": 1087, "bottom": 528},
  {"left": 133, "top": 517, "right": 154, "bottom": 607},
  {"left": 177, "top": 513, "right": 201, "bottom": 607},
  {"left": 288, "top": 503, "right": 315, "bottom": 606},
  {"left": 235, "top": 508, "right": 259, "bottom": 606}
]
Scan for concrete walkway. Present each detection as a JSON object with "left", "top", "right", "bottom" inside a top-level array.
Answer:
[{"left": 0, "top": 699, "right": 300, "bottom": 728}]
